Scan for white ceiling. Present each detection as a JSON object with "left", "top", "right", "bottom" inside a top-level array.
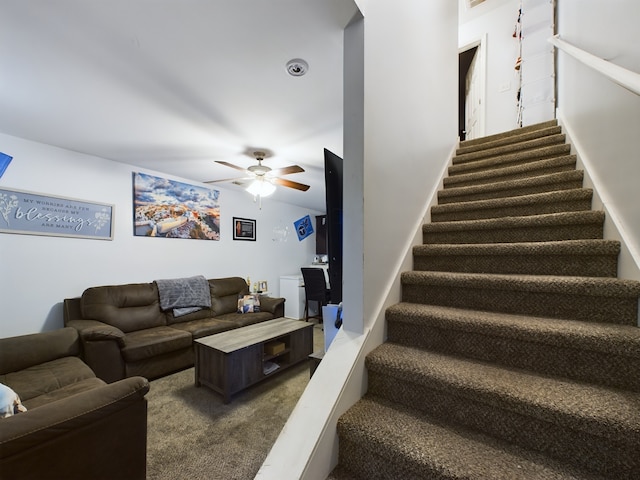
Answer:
[{"left": 0, "top": 0, "right": 359, "bottom": 211}]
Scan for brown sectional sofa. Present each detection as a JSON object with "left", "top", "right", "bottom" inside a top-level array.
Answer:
[
  {"left": 64, "top": 276, "right": 285, "bottom": 382},
  {"left": 0, "top": 327, "right": 149, "bottom": 480}
]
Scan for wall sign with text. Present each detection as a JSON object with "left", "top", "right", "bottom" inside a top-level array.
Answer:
[
  {"left": 0, "top": 187, "right": 114, "bottom": 240},
  {"left": 233, "top": 217, "right": 256, "bottom": 241}
]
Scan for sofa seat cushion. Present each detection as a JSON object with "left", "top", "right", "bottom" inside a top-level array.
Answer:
[
  {"left": 0, "top": 357, "right": 96, "bottom": 403},
  {"left": 169, "top": 318, "right": 239, "bottom": 339},
  {"left": 121, "top": 326, "right": 192, "bottom": 363},
  {"left": 21, "top": 377, "right": 106, "bottom": 410},
  {"left": 217, "top": 312, "right": 275, "bottom": 327},
  {"left": 165, "top": 306, "right": 213, "bottom": 325}
]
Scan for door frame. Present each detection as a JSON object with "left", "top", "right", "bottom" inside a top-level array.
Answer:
[{"left": 459, "top": 34, "right": 487, "bottom": 140}]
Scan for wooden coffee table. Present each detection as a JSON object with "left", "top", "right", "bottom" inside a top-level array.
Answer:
[{"left": 194, "top": 317, "right": 314, "bottom": 403}]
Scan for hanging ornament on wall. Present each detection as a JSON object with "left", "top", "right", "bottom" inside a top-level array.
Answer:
[{"left": 272, "top": 222, "right": 290, "bottom": 242}]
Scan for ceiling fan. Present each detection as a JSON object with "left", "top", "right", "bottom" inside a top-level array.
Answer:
[{"left": 205, "top": 151, "right": 310, "bottom": 194}]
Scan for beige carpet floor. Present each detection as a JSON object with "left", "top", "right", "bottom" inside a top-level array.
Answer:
[{"left": 146, "top": 322, "right": 324, "bottom": 480}]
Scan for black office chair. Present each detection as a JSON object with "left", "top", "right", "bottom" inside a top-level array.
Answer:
[{"left": 301, "top": 268, "right": 330, "bottom": 324}]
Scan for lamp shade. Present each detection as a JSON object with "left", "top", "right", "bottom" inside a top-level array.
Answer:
[{"left": 246, "top": 178, "right": 276, "bottom": 197}]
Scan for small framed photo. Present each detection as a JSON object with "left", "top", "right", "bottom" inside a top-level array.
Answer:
[
  {"left": 259, "top": 281, "right": 268, "bottom": 292},
  {"left": 233, "top": 217, "right": 256, "bottom": 241}
]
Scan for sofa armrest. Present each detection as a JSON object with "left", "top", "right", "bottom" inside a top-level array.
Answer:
[
  {"left": 0, "top": 376, "right": 149, "bottom": 480},
  {"left": 260, "top": 296, "right": 285, "bottom": 317},
  {"left": 67, "top": 319, "right": 126, "bottom": 347},
  {"left": 66, "top": 320, "right": 127, "bottom": 383},
  {"left": 63, "top": 297, "right": 83, "bottom": 324}
]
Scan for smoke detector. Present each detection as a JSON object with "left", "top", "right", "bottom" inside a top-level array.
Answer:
[{"left": 286, "top": 58, "right": 309, "bottom": 77}]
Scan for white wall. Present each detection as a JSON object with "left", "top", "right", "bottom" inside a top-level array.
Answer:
[
  {"left": 342, "top": 11, "right": 365, "bottom": 333},
  {"left": 556, "top": 0, "right": 640, "bottom": 277},
  {"left": 459, "top": 0, "right": 522, "bottom": 136},
  {"left": 360, "top": 0, "right": 459, "bottom": 331},
  {"left": 258, "top": 2, "right": 459, "bottom": 478},
  {"left": 0, "top": 133, "right": 319, "bottom": 338}
]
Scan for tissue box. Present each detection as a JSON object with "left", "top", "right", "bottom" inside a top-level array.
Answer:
[{"left": 264, "top": 341, "right": 285, "bottom": 356}]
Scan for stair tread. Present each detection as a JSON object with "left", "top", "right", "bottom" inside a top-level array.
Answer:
[
  {"left": 401, "top": 270, "right": 640, "bottom": 297},
  {"left": 367, "top": 344, "right": 640, "bottom": 441},
  {"left": 387, "top": 302, "right": 640, "bottom": 358},
  {"left": 457, "top": 125, "right": 563, "bottom": 156},
  {"left": 454, "top": 134, "right": 566, "bottom": 164},
  {"left": 423, "top": 211, "right": 604, "bottom": 233},
  {"left": 338, "top": 395, "right": 607, "bottom": 480},
  {"left": 460, "top": 120, "right": 558, "bottom": 149},
  {"left": 439, "top": 170, "right": 584, "bottom": 201},
  {"left": 444, "top": 155, "right": 577, "bottom": 188},
  {"left": 413, "top": 239, "right": 619, "bottom": 257},
  {"left": 449, "top": 144, "right": 572, "bottom": 176},
  {"left": 432, "top": 188, "right": 592, "bottom": 215}
]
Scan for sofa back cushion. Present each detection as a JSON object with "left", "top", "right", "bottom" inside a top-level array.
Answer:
[
  {"left": 0, "top": 327, "right": 80, "bottom": 375},
  {"left": 209, "top": 277, "right": 249, "bottom": 315},
  {"left": 81, "top": 283, "right": 166, "bottom": 333}
]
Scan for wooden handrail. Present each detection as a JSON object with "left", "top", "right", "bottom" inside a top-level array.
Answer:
[{"left": 549, "top": 34, "right": 640, "bottom": 96}]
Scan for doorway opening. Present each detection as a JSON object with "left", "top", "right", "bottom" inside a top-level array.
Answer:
[
  {"left": 459, "top": 46, "right": 477, "bottom": 141},
  {"left": 458, "top": 36, "right": 486, "bottom": 141}
]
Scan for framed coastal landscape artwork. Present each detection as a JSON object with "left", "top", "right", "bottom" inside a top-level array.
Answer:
[{"left": 133, "top": 172, "right": 221, "bottom": 240}]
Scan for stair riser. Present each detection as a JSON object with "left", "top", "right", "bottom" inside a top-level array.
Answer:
[
  {"left": 401, "top": 283, "right": 639, "bottom": 325},
  {"left": 386, "top": 320, "right": 640, "bottom": 391},
  {"left": 431, "top": 197, "right": 592, "bottom": 223},
  {"left": 367, "top": 371, "right": 640, "bottom": 478},
  {"left": 423, "top": 223, "right": 604, "bottom": 244},
  {"left": 456, "top": 126, "right": 563, "bottom": 156},
  {"left": 438, "top": 178, "right": 584, "bottom": 205},
  {"left": 449, "top": 145, "right": 572, "bottom": 177},
  {"left": 453, "top": 135, "right": 567, "bottom": 165},
  {"left": 413, "top": 252, "right": 618, "bottom": 277},
  {"left": 460, "top": 120, "right": 558, "bottom": 150},
  {"left": 335, "top": 436, "right": 429, "bottom": 480}
]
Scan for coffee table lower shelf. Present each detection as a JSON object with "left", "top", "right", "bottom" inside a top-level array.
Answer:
[{"left": 194, "top": 318, "right": 314, "bottom": 403}]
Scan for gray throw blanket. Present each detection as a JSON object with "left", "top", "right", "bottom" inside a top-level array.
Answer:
[{"left": 155, "top": 275, "right": 211, "bottom": 317}]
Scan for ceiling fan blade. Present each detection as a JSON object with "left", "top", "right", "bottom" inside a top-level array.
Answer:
[
  {"left": 269, "top": 165, "right": 305, "bottom": 176},
  {"left": 272, "top": 177, "right": 310, "bottom": 192},
  {"left": 215, "top": 160, "right": 247, "bottom": 172},
  {"left": 204, "top": 176, "right": 250, "bottom": 184}
]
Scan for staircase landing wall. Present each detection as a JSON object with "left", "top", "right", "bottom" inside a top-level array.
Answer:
[
  {"left": 257, "top": 1, "right": 460, "bottom": 478},
  {"left": 556, "top": 0, "right": 640, "bottom": 282}
]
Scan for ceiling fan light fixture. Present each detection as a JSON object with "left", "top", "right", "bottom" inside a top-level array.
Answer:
[{"left": 246, "top": 178, "right": 276, "bottom": 197}]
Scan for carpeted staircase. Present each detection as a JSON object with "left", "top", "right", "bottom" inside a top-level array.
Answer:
[{"left": 329, "top": 120, "right": 640, "bottom": 479}]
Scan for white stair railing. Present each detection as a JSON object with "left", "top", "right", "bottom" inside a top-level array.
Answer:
[{"left": 548, "top": 34, "right": 640, "bottom": 96}]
